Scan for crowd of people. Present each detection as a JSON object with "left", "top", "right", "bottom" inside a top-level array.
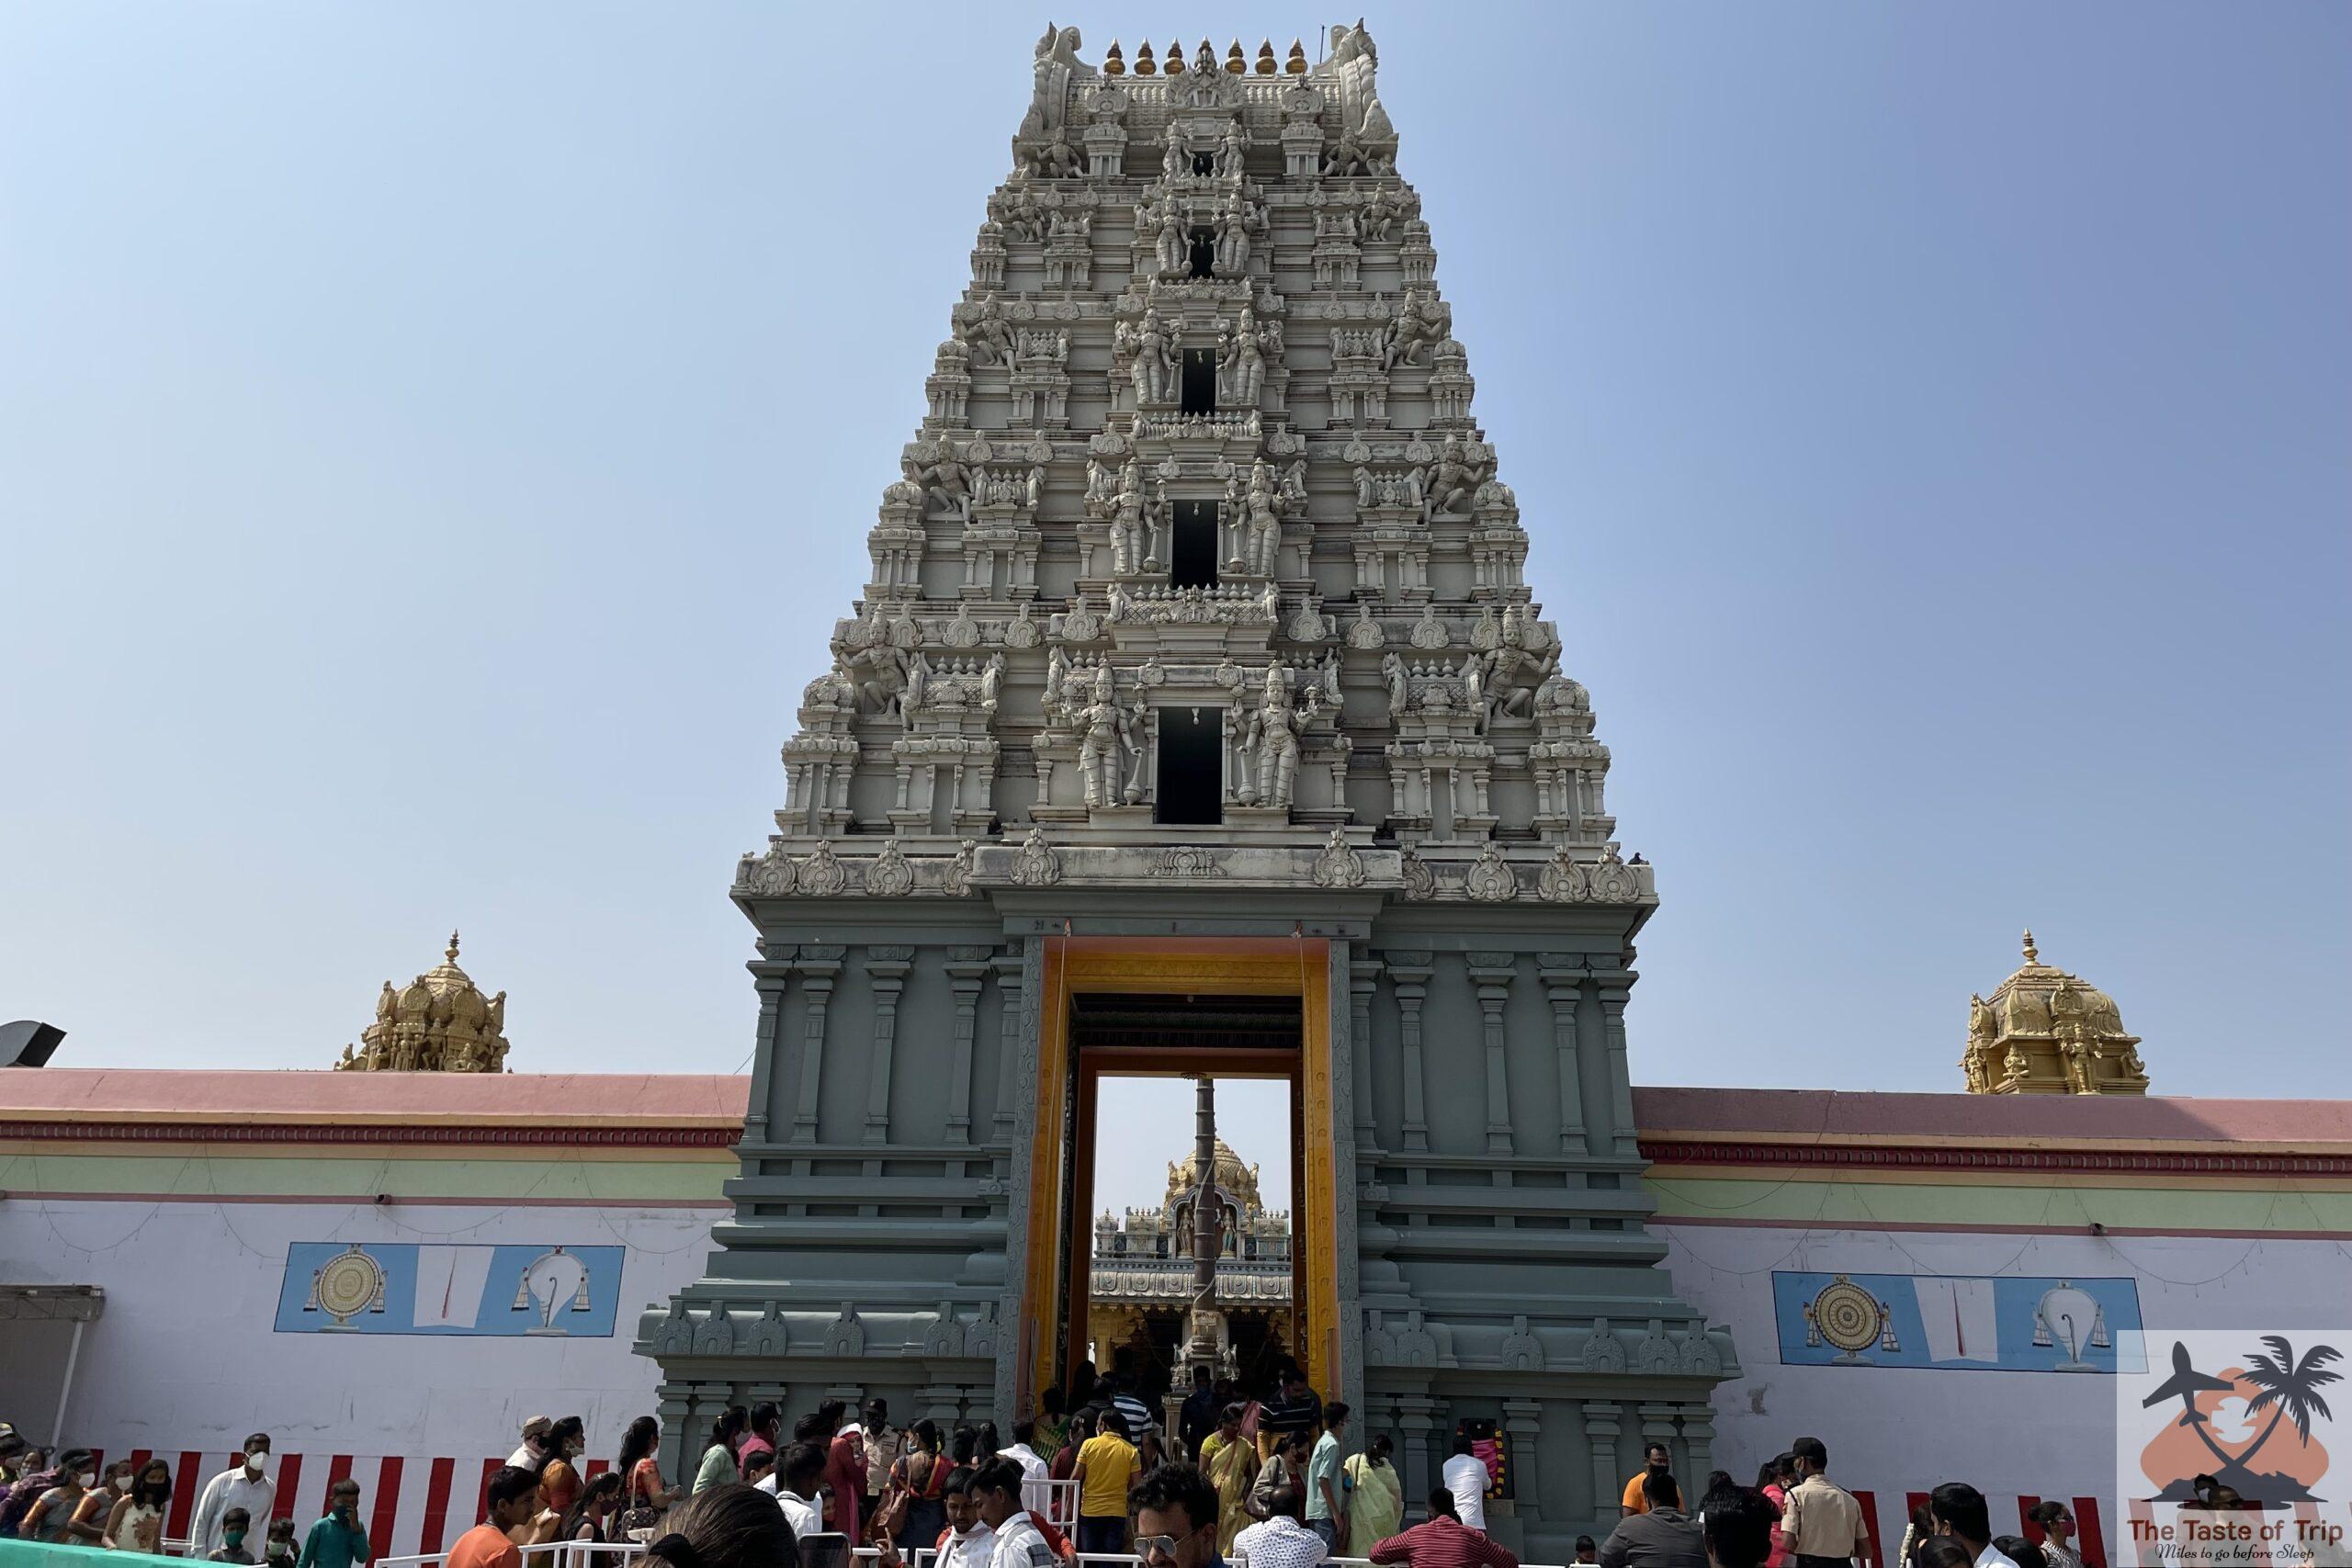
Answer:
[
  {"left": 0, "top": 1402, "right": 2082, "bottom": 1568},
  {"left": 0, "top": 1427, "right": 345, "bottom": 1563},
  {"left": 1587, "top": 1438, "right": 2088, "bottom": 1568}
]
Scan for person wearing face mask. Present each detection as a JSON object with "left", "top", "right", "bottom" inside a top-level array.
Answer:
[
  {"left": 0, "top": 1450, "right": 57, "bottom": 1537},
  {"left": 537, "top": 1417, "right": 588, "bottom": 1520},
  {"left": 20, "top": 1450, "right": 101, "bottom": 1545},
  {"left": 80, "top": 1461, "right": 139, "bottom": 1548},
  {"left": 194, "top": 1435, "right": 278, "bottom": 1558},
  {"left": 106, "top": 1458, "right": 174, "bottom": 1553},
  {"left": 209, "top": 1506, "right": 258, "bottom": 1564},
  {"left": 877, "top": 1468, "right": 995, "bottom": 1568},
  {"left": 297, "top": 1478, "right": 369, "bottom": 1568}
]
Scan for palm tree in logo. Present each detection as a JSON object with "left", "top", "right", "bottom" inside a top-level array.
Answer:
[{"left": 2238, "top": 1337, "right": 2344, "bottom": 1465}]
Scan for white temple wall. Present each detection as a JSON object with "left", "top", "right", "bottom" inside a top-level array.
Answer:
[
  {"left": 1654, "top": 1220, "right": 2339, "bottom": 1527},
  {"left": 3, "top": 1196, "right": 714, "bottom": 1462}
]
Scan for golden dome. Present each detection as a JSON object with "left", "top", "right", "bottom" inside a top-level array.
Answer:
[
  {"left": 336, "top": 931, "right": 512, "bottom": 1074},
  {"left": 1962, "top": 931, "right": 2145, "bottom": 1096},
  {"left": 1165, "top": 1136, "right": 1263, "bottom": 1212}
]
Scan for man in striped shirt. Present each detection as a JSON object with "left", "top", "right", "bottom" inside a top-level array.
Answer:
[
  {"left": 1367, "top": 1490, "right": 1521, "bottom": 1568},
  {"left": 1257, "top": 1369, "right": 1323, "bottom": 1459},
  {"left": 1107, "top": 1373, "right": 1159, "bottom": 1442}
]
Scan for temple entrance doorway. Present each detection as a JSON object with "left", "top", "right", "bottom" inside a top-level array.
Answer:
[
  {"left": 1081, "top": 1068, "right": 1298, "bottom": 1420},
  {"left": 1022, "top": 939, "right": 1340, "bottom": 1417}
]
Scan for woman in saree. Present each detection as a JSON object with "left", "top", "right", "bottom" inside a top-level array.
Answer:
[
  {"left": 1199, "top": 1403, "right": 1258, "bottom": 1555},
  {"left": 1344, "top": 1433, "right": 1403, "bottom": 1550}
]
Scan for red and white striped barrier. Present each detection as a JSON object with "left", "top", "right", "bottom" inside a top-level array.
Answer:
[
  {"left": 77, "top": 1453, "right": 2115, "bottom": 1568},
  {"left": 87, "top": 1450, "right": 630, "bottom": 1560}
]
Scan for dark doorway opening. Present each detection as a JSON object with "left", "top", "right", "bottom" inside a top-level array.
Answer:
[
  {"left": 1192, "top": 152, "right": 1216, "bottom": 177},
  {"left": 1170, "top": 499, "right": 1218, "bottom": 587},
  {"left": 1180, "top": 347, "right": 1217, "bottom": 414},
  {"left": 1188, "top": 228, "right": 1217, "bottom": 279},
  {"left": 1154, "top": 708, "right": 1225, "bottom": 826}
]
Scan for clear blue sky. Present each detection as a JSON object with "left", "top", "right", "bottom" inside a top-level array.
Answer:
[{"left": 3, "top": 4, "right": 2345, "bottom": 1211}]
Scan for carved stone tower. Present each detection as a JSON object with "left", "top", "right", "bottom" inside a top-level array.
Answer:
[{"left": 643, "top": 26, "right": 1734, "bottom": 1548}]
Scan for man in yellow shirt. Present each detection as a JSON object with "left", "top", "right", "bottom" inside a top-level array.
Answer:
[
  {"left": 1074, "top": 1409, "right": 1140, "bottom": 1558},
  {"left": 1621, "top": 1443, "right": 1672, "bottom": 1517}
]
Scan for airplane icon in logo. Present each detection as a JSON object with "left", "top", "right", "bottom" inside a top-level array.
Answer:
[{"left": 2142, "top": 1340, "right": 2236, "bottom": 1427}]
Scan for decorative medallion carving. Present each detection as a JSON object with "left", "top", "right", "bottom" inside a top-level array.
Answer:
[
  {"left": 1464, "top": 842, "right": 1518, "bottom": 902},
  {"left": 1310, "top": 827, "right": 1368, "bottom": 888},
  {"left": 1538, "top": 845, "right": 1589, "bottom": 903},
  {"left": 1149, "top": 846, "right": 1223, "bottom": 877},
  {"left": 798, "top": 840, "right": 848, "bottom": 896},
  {"left": 1012, "top": 827, "right": 1061, "bottom": 886},
  {"left": 865, "top": 838, "right": 916, "bottom": 897}
]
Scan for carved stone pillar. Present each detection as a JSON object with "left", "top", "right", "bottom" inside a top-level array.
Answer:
[
  {"left": 789, "top": 945, "right": 844, "bottom": 1142},
  {"left": 864, "top": 947, "right": 914, "bottom": 1145},
  {"left": 744, "top": 956, "right": 792, "bottom": 1145},
  {"left": 655, "top": 1380, "right": 697, "bottom": 1484},
  {"left": 686, "top": 1383, "right": 734, "bottom": 1464},
  {"left": 989, "top": 951, "right": 1028, "bottom": 1145},
  {"left": 1535, "top": 955, "right": 1589, "bottom": 1155},
  {"left": 944, "top": 947, "right": 994, "bottom": 1144},
  {"left": 1465, "top": 953, "right": 1517, "bottom": 1155},
  {"left": 1638, "top": 1403, "right": 1683, "bottom": 1482},
  {"left": 1679, "top": 1402, "right": 1717, "bottom": 1485},
  {"left": 921, "top": 1381, "right": 964, "bottom": 1426},
  {"left": 1396, "top": 1393, "right": 1441, "bottom": 1513},
  {"left": 1386, "top": 952, "right": 1432, "bottom": 1152},
  {"left": 1501, "top": 1398, "right": 1544, "bottom": 1516},
  {"left": 747, "top": 1381, "right": 791, "bottom": 1428},
  {"left": 1593, "top": 965, "right": 1642, "bottom": 1159},
  {"left": 1583, "top": 1399, "right": 1623, "bottom": 1520},
  {"left": 1350, "top": 957, "right": 1384, "bottom": 1156}
]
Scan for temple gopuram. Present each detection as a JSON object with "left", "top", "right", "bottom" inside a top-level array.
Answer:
[{"left": 641, "top": 24, "right": 1731, "bottom": 1551}]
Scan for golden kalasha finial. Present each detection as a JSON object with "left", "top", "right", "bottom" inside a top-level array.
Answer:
[
  {"left": 2021, "top": 929, "right": 2039, "bottom": 964},
  {"left": 1256, "top": 39, "right": 1278, "bottom": 75},
  {"left": 1103, "top": 39, "right": 1125, "bottom": 75},
  {"left": 447, "top": 930, "right": 462, "bottom": 964},
  {"left": 1134, "top": 39, "right": 1156, "bottom": 74},
  {"left": 1162, "top": 39, "right": 1182, "bottom": 73},
  {"left": 1226, "top": 39, "right": 1246, "bottom": 74},
  {"left": 1285, "top": 39, "right": 1308, "bottom": 75}
]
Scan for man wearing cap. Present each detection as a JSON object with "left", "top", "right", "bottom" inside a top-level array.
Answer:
[{"left": 507, "top": 1417, "right": 553, "bottom": 1472}]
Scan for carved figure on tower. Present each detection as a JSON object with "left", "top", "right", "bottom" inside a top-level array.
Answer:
[
  {"left": 1233, "top": 459, "right": 1285, "bottom": 577},
  {"left": 961, "top": 293, "right": 1017, "bottom": 368},
  {"left": 1238, "top": 665, "right": 1316, "bottom": 810},
  {"left": 1076, "top": 663, "right": 1127, "bottom": 808},
  {"left": 1023, "top": 23, "right": 1094, "bottom": 139}
]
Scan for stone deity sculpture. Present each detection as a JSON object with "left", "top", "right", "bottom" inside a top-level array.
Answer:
[{"left": 1076, "top": 664, "right": 1126, "bottom": 808}]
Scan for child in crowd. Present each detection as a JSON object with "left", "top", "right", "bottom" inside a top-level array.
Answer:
[{"left": 210, "top": 1506, "right": 257, "bottom": 1563}]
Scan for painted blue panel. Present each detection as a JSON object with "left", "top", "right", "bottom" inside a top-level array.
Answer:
[
  {"left": 1770, "top": 1271, "right": 2145, "bottom": 1373},
  {"left": 273, "top": 1242, "right": 625, "bottom": 1337}
]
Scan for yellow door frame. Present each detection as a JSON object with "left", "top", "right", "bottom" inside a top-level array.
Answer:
[{"left": 1023, "top": 935, "right": 1338, "bottom": 1403}]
